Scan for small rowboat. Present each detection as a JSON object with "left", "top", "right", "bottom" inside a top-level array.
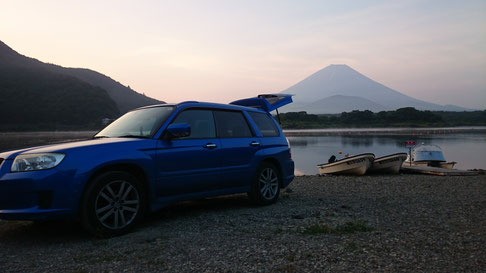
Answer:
[
  {"left": 317, "top": 153, "right": 375, "bottom": 175},
  {"left": 368, "top": 153, "right": 407, "bottom": 174}
]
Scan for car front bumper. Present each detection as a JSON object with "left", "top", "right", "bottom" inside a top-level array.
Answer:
[{"left": 0, "top": 159, "right": 82, "bottom": 221}]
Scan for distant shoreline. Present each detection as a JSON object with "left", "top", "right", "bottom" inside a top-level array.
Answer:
[
  {"left": 2, "top": 126, "right": 486, "bottom": 134},
  {"left": 0, "top": 130, "right": 98, "bottom": 136},
  {"left": 0, "top": 131, "right": 96, "bottom": 153},
  {"left": 284, "top": 126, "right": 486, "bottom": 136}
]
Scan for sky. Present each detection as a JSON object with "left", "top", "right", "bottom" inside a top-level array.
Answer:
[{"left": 1, "top": 0, "right": 485, "bottom": 109}]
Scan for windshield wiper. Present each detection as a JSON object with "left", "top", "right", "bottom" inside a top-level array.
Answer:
[
  {"left": 118, "top": 135, "right": 150, "bottom": 139},
  {"left": 93, "top": 136, "right": 110, "bottom": 139}
]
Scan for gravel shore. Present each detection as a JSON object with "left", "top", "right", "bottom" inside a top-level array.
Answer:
[{"left": 1, "top": 174, "right": 485, "bottom": 272}]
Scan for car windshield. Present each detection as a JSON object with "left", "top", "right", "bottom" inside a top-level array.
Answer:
[{"left": 95, "top": 106, "right": 175, "bottom": 138}]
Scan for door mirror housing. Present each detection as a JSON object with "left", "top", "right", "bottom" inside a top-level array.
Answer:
[{"left": 166, "top": 123, "right": 191, "bottom": 139}]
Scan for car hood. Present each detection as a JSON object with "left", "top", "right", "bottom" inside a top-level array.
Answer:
[{"left": 0, "top": 137, "right": 147, "bottom": 160}]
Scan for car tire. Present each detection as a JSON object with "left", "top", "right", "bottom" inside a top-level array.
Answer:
[
  {"left": 248, "top": 162, "right": 281, "bottom": 205},
  {"left": 80, "top": 171, "right": 146, "bottom": 237}
]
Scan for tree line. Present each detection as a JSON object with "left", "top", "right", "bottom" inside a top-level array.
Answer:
[{"left": 277, "top": 107, "right": 486, "bottom": 129}]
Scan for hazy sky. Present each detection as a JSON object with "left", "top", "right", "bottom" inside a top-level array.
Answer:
[{"left": 1, "top": 0, "right": 485, "bottom": 109}]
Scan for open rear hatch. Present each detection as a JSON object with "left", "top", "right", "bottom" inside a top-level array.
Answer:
[{"left": 230, "top": 94, "right": 293, "bottom": 112}]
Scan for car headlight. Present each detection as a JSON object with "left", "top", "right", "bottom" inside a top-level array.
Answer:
[{"left": 11, "top": 153, "right": 65, "bottom": 172}]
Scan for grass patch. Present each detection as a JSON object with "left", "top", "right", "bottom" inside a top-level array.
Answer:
[
  {"left": 71, "top": 270, "right": 90, "bottom": 273},
  {"left": 302, "top": 220, "right": 373, "bottom": 235},
  {"left": 336, "top": 220, "right": 374, "bottom": 233},
  {"left": 273, "top": 227, "right": 284, "bottom": 234},
  {"left": 73, "top": 253, "right": 119, "bottom": 264},
  {"left": 146, "top": 257, "right": 165, "bottom": 266},
  {"left": 275, "top": 264, "right": 297, "bottom": 272},
  {"left": 344, "top": 242, "right": 359, "bottom": 252},
  {"left": 302, "top": 224, "right": 334, "bottom": 235},
  {"left": 90, "top": 239, "right": 109, "bottom": 246},
  {"left": 285, "top": 255, "right": 295, "bottom": 262}
]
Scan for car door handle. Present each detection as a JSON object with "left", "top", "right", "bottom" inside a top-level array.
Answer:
[
  {"left": 250, "top": 141, "right": 260, "bottom": 147},
  {"left": 204, "top": 143, "right": 218, "bottom": 149}
]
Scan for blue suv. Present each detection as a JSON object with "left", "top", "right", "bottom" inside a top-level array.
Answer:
[{"left": 0, "top": 94, "right": 294, "bottom": 236}]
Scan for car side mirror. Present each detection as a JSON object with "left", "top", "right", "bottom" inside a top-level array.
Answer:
[{"left": 166, "top": 123, "right": 191, "bottom": 139}]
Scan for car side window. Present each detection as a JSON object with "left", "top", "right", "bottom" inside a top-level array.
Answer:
[
  {"left": 172, "top": 109, "right": 216, "bottom": 139},
  {"left": 248, "top": 112, "right": 279, "bottom": 137},
  {"left": 213, "top": 110, "right": 253, "bottom": 138}
]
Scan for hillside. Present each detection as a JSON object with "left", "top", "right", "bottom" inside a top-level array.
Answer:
[
  {"left": 0, "top": 52, "right": 119, "bottom": 130},
  {"left": 280, "top": 64, "right": 471, "bottom": 114},
  {"left": 43, "top": 66, "right": 162, "bottom": 113},
  {"left": 0, "top": 40, "right": 163, "bottom": 114}
]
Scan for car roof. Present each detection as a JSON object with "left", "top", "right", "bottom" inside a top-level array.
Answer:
[
  {"left": 134, "top": 93, "right": 292, "bottom": 114},
  {"left": 134, "top": 101, "right": 268, "bottom": 113}
]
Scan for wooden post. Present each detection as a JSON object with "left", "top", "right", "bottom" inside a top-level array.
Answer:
[{"left": 409, "top": 147, "right": 412, "bottom": 166}]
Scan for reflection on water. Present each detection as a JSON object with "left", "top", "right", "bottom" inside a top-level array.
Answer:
[
  {"left": 1, "top": 131, "right": 484, "bottom": 176},
  {"left": 0, "top": 131, "right": 96, "bottom": 152},
  {"left": 289, "top": 133, "right": 486, "bottom": 175},
  {"left": 341, "top": 137, "right": 373, "bottom": 147}
]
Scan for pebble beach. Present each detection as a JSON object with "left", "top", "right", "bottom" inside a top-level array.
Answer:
[{"left": 1, "top": 174, "right": 485, "bottom": 272}]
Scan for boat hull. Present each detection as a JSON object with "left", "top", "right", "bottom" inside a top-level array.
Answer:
[
  {"left": 318, "top": 153, "right": 375, "bottom": 175},
  {"left": 368, "top": 153, "right": 407, "bottom": 174},
  {"left": 403, "top": 160, "right": 456, "bottom": 169}
]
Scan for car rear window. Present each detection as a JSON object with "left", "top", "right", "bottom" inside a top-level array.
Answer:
[
  {"left": 214, "top": 111, "right": 253, "bottom": 138},
  {"left": 248, "top": 112, "right": 279, "bottom": 137}
]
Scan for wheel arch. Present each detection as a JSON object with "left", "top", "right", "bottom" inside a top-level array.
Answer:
[
  {"left": 260, "top": 157, "right": 283, "bottom": 187},
  {"left": 78, "top": 163, "right": 151, "bottom": 218}
]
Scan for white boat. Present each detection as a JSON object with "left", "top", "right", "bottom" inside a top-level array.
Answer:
[
  {"left": 317, "top": 153, "right": 375, "bottom": 175},
  {"left": 403, "top": 144, "right": 456, "bottom": 169},
  {"left": 368, "top": 153, "right": 407, "bottom": 174}
]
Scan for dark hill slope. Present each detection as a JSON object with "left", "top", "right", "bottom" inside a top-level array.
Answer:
[
  {"left": 0, "top": 41, "right": 119, "bottom": 130},
  {"left": 44, "top": 66, "right": 162, "bottom": 113},
  {"left": 0, "top": 40, "right": 163, "bottom": 114}
]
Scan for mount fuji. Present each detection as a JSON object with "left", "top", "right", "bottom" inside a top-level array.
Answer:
[{"left": 280, "top": 64, "right": 469, "bottom": 113}]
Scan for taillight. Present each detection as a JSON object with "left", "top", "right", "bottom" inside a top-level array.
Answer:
[{"left": 286, "top": 137, "right": 292, "bottom": 158}]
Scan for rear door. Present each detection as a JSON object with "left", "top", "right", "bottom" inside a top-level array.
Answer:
[
  {"left": 247, "top": 111, "right": 293, "bottom": 181},
  {"left": 213, "top": 110, "right": 260, "bottom": 188},
  {"left": 155, "top": 109, "right": 222, "bottom": 196}
]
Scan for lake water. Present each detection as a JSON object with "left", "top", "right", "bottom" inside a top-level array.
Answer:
[
  {"left": 287, "top": 130, "right": 486, "bottom": 175},
  {"left": 1, "top": 130, "right": 485, "bottom": 175}
]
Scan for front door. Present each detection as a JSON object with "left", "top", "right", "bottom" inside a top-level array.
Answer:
[{"left": 155, "top": 109, "right": 221, "bottom": 197}]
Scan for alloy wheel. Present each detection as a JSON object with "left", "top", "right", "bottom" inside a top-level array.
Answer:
[
  {"left": 95, "top": 180, "right": 140, "bottom": 230},
  {"left": 259, "top": 167, "right": 279, "bottom": 200}
]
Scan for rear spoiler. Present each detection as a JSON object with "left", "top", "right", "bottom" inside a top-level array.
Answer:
[{"left": 230, "top": 94, "right": 293, "bottom": 112}]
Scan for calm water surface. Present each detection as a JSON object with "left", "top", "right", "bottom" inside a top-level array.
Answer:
[
  {"left": 1, "top": 130, "right": 485, "bottom": 175},
  {"left": 288, "top": 132, "right": 486, "bottom": 175}
]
